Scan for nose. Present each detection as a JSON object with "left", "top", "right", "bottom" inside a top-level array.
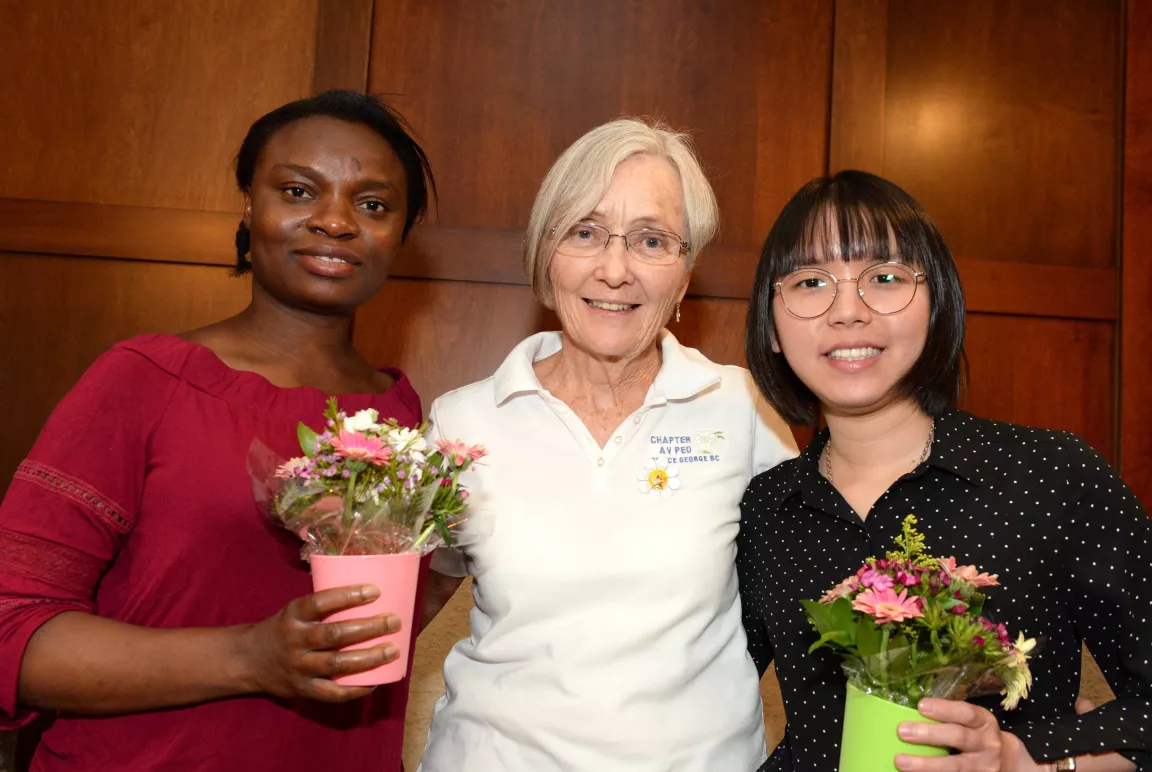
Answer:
[
  {"left": 825, "top": 277, "right": 871, "bottom": 326},
  {"left": 306, "top": 194, "right": 360, "bottom": 240},
  {"left": 592, "top": 234, "right": 633, "bottom": 287}
]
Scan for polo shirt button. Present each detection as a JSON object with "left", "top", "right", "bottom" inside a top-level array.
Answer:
[
  {"left": 597, "top": 457, "right": 605, "bottom": 467},
  {"left": 614, "top": 436, "right": 623, "bottom": 444},
  {"left": 632, "top": 416, "right": 641, "bottom": 425}
]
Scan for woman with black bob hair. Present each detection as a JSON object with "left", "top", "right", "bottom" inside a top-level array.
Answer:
[
  {"left": 739, "top": 171, "right": 1150, "bottom": 771},
  {"left": 0, "top": 90, "right": 448, "bottom": 771}
]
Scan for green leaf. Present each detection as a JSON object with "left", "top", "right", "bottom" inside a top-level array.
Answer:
[
  {"left": 855, "top": 618, "right": 883, "bottom": 658},
  {"left": 297, "top": 422, "right": 320, "bottom": 457},
  {"left": 808, "top": 630, "right": 850, "bottom": 654}
]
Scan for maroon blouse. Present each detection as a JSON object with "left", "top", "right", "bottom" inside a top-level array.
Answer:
[{"left": 0, "top": 334, "right": 427, "bottom": 771}]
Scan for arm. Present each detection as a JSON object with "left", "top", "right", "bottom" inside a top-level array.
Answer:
[
  {"left": 20, "top": 586, "right": 398, "bottom": 715},
  {"left": 0, "top": 351, "right": 399, "bottom": 721},
  {"left": 897, "top": 437, "right": 1151, "bottom": 770}
]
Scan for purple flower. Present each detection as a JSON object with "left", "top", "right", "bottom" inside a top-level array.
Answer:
[
  {"left": 896, "top": 570, "right": 920, "bottom": 587},
  {"left": 397, "top": 470, "right": 406, "bottom": 480},
  {"left": 342, "top": 469, "right": 352, "bottom": 479}
]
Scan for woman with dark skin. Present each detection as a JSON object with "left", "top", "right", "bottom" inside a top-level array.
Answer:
[{"left": 0, "top": 90, "right": 458, "bottom": 771}]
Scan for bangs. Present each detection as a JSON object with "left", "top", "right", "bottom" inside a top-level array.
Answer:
[{"left": 768, "top": 177, "right": 936, "bottom": 278}]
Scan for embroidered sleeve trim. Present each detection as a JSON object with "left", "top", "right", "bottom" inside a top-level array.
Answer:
[
  {"left": 0, "top": 529, "right": 104, "bottom": 603},
  {"left": 14, "top": 460, "right": 134, "bottom": 534}
]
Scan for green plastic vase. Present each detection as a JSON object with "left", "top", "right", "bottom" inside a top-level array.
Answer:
[{"left": 839, "top": 684, "right": 949, "bottom": 771}]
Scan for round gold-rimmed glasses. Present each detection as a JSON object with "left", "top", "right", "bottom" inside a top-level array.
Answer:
[
  {"left": 774, "top": 261, "right": 927, "bottom": 319},
  {"left": 551, "top": 221, "right": 688, "bottom": 266}
]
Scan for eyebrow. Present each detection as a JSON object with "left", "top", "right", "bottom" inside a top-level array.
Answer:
[
  {"left": 585, "top": 212, "right": 673, "bottom": 231},
  {"left": 273, "top": 163, "right": 397, "bottom": 191}
]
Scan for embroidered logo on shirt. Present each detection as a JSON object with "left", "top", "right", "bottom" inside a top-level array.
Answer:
[
  {"left": 648, "top": 430, "right": 725, "bottom": 465},
  {"left": 637, "top": 457, "right": 681, "bottom": 499}
]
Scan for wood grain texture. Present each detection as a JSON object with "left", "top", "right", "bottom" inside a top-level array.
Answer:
[
  {"left": 0, "top": 199, "right": 237, "bottom": 266},
  {"left": 881, "top": 0, "right": 1122, "bottom": 268},
  {"left": 0, "top": 253, "right": 251, "bottom": 494},
  {"left": 313, "top": 0, "right": 374, "bottom": 93},
  {"left": 829, "top": 0, "right": 889, "bottom": 173},
  {"left": 1121, "top": 0, "right": 1152, "bottom": 505},
  {"left": 0, "top": 1, "right": 318, "bottom": 212},
  {"left": 964, "top": 313, "right": 1115, "bottom": 461},
  {"left": 368, "top": 0, "right": 833, "bottom": 247}
]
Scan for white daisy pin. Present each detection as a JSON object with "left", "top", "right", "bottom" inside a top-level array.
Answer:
[{"left": 637, "top": 457, "right": 680, "bottom": 499}]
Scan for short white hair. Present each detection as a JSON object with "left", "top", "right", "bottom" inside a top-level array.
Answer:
[{"left": 523, "top": 118, "right": 720, "bottom": 308}]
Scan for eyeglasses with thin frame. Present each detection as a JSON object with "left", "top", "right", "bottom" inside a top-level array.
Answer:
[
  {"left": 551, "top": 221, "right": 689, "bottom": 265},
  {"left": 773, "top": 261, "right": 927, "bottom": 319}
]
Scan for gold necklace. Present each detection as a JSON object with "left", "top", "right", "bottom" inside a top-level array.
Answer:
[{"left": 822, "top": 419, "right": 936, "bottom": 484}]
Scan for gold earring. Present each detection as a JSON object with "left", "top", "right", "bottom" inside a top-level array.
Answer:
[{"left": 675, "top": 302, "right": 681, "bottom": 323}]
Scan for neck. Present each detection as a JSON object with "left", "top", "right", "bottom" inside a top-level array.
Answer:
[
  {"left": 229, "top": 285, "right": 357, "bottom": 366},
  {"left": 543, "top": 333, "right": 662, "bottom": 411},
  {"left": 823, "top": 399, "right": 934, "bottom": 476}
]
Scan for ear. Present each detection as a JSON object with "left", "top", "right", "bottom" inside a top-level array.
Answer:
[
  {"left": 769, "top": 322, "right": 782, "bottom": 354},
  {"left": 675, "top": 268, "right": 693, "bottom": 304},
  {"left": 242, "top": 193, "right": 253, "bottom": 228}
]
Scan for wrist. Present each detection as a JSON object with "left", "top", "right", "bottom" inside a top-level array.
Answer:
[{"left": 224, "top": 624, "right": 261, "bottom": 695}]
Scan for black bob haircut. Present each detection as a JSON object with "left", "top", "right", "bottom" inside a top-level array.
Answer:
[
  {"left": 745, "top": 170, "right": 967, "bottom": 427},
  {"left": 232, "top": 90, "right": 436, "bottom": 274}
]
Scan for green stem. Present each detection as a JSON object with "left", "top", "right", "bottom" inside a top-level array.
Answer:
[
  {"left": 880, "top": 626, "right": 891, "bottom": 692},
  {"left": 339, "top": 470, "right": 360, "bottom": 555},
  {"left": 412, "top": 523, "right": 436, "bottom": 552}
]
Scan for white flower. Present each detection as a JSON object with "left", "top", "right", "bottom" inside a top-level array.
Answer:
[
  {"left": 636, "top": 457, "right": 680, "bottom": 499},
  {"left": 344, "top": 408, "right": 380, "bottom": 433},
  {"left": 388, "top": 426, "right": 428, "bottom": 453}
]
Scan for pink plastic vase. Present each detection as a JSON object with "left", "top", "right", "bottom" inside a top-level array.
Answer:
[{"left": 310, "top": 552, "right": 421, "bottom": 686}]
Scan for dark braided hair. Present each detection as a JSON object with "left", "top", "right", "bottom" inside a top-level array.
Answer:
[{"left": 232, "top": 90, "right": 436, "bottom": 274}]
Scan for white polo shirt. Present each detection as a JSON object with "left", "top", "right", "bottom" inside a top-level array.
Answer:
[{"left": 421, "top": 330, "right": 796, "bottom": 772}]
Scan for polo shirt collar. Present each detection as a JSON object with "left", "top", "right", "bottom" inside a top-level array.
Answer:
[{"left": 492, "top": 329, "right": 721, "bottom": 406}]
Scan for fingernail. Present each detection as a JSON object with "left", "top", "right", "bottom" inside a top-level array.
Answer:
[
  {"left": 894, "top": 754, "right": 911, "bottom": 771},
  {"left": 917, "top": 698, "right": 936, "bottom": 716},
  {"left": 383, "top": 614, "right": 402, "bottom": 633},
  {"left": 382, "top": 643, "right": 399, "bottom": 661},
  {"left": 361, "top": 584, "right": 380, "bottom": 600},
  {"left": 897, "top": 722, "right": 916, "bottom": 740}
]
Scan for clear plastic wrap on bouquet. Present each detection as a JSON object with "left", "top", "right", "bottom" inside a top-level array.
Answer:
[
  {"left": 247, "top": 401, "right": 486, "bottom": 558},
  {"left": 839, "top": 645, "right": 1017, "bottom": 708}
]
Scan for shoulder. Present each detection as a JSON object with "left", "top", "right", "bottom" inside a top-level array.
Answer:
[
  {"left": 742, "top": 456, "right": 803, "bottom": 510},
  {"left": 948, "top": 411, "right": 1099, "bottom": 468},
  {"left": 68, "top": 336, "right": 185, "bottom": 405},
  {"left": 430, "top": 375, "right": 499, "bottom": 424}
]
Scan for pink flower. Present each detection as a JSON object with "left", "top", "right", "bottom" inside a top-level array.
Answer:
[
  {"left": 436, "top": 438, "right": 470, "bottom": 467},
  {"left": 275, "top": 456, "right": 311, "bottom": 479},
  {"left": 940, "top": 556, "right": 1000, "bottom": 588},
  {"left": 853, "top": 588, "right": 924, "bottom": 624},
  {"left": 466, "top": 444, "right": 487, "bottom": 462},
  {"left": 895, "top": 569, "right": 920, "bottom": 587},
  {"left": 860, "top": 567, "right": 895, "bottom": 593},
  {"left": 973, "top": 635, "right": 986, "bottom": 647},
  {"left": 819, "top": 575, "right": 860, "bottom": 604},
  {"left": 951, "top": 603, "right": 969, "bottom": 614},
  {"left": 330, "top": 430, "right": 393, "bottom": 465}
]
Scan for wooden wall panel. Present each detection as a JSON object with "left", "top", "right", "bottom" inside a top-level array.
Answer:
[
  {"left": 0, "top": 1, "right": 319, "bottom": 212},
  {"left": 1121, "top": 0, "right": 1152, "bottom": 506},
  {"left": 964, "top": 313, "right": 1115, "bottom": 460},
  {"left": 0, "top": 254, "right": 250, "bottom": 493},
  {"left": 369, "top": 0, "right": 833, "bottom": 250},
  {"left": 881, "top": 1, "right": 1122, "bottom": 268}
]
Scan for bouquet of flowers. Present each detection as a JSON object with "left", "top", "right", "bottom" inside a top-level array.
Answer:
[
  {"left": 801, "top": 515, "right": 1035, "bottom": 766},
  {"left": 264, "top": 397, "right": 485, "bottom": 558}
]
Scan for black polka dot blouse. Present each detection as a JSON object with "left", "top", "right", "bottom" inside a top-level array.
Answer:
[{"left": 737, "top": 410, "right": 1152, "bottom": 770}]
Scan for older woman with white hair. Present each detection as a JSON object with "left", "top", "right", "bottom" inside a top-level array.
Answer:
[{"left": 419, "top": 119, "right": 796, "bottom": 771}]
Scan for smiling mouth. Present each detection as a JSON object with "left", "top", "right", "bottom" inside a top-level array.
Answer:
[
  {"left": 311, "top": 255, "right": 353, "bottom": 265},
  {"left": 826, "top": 347, "right": 883, "bottom": 361},
  {"left": 585, "top": 299, "right": 639, "bottom": 312}
]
